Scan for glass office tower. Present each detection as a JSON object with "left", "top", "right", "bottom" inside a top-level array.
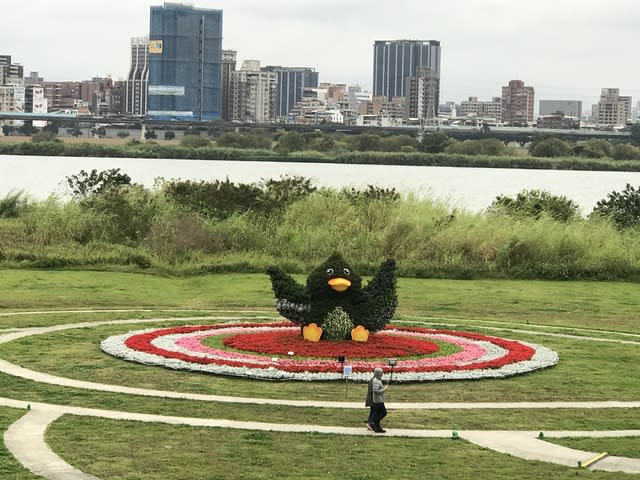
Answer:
[
  {"left": 148, "top": 3, "right": 222, "bottom": 121},
  {"left": 372, "top": 40, "right": 440, "bottom": 101}
]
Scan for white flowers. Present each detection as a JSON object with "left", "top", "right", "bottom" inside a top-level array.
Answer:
[{"left": 100, "top": 323, "right": 559, "bottom": 383}]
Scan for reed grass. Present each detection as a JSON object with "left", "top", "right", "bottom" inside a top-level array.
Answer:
[{"left": 1, "top": 186, "right": 640, "bottom": 280}]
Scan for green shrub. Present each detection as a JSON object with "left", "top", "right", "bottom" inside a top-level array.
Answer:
[
  {"left": 575, "top": 139, "right": 613, "bottom": 158},
  {"left": 0, "top": 191, "right": 29, "bottom": 218},
  {"left": 612, "top": 144, "right": 640, "bottom": 160},
  {"left": 529, "top": 137, "right": 573, "bottom": 157},
  {"left": 446, "top": 138, "right": 508, "bottom": 156},
  {"left": 180, "top": 135, "right": 210, "bottom": 148},
  {"left": 65, "top": 169, "right": 132, "bottom": 199},
  {"left": 321, "top": 307, "right": 354, "bottom": 340},
  {"left": 419, "top": 132, "right": 451, "bottom": 153},
  {"left": 592, "top": 183, "right": 640, "bottom": 229},
  {"left": 31, "top": 131, "right": 60, "bottom": 143},
  {"left": 81, "top": 185, "right": 159, "bottom": 244},
  {"left": 488, "top": 189, "right": 580, "bottom": 222}
]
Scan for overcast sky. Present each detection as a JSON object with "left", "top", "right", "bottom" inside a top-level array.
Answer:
[{"left": 3, "top": 0, "right": 639, "bottom": 113}]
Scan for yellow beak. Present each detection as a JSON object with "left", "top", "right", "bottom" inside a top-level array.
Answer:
[{"left": 328, "top": 277, "right": 351, "bottom": 292}]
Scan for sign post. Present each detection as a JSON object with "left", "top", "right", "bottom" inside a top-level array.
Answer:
[
  {"left": 343, "top": 365, "right": 353, "bottom": 399},
  {"left": 387, "top": 358, "right": 397, "bottom": 384}
]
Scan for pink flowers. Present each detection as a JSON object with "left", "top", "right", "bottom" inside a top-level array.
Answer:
[{"left": 101, "top": 321, "right": 559, "bottom": 382}]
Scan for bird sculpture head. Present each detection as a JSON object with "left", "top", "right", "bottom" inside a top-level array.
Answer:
[{"left": 306, "top": 252, "right": 362, "bottom": 298}]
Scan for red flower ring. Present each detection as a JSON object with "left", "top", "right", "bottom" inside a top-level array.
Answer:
[
  {"left": 222, "top": 330, "right": 440, "bottom": 357},
  {"left": 100, "top": 322, "right": 559, "bottom": 382}
]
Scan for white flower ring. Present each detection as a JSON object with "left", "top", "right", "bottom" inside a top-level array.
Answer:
[{"left": 100, "top": 322, "right": 559, "bottom": 382}]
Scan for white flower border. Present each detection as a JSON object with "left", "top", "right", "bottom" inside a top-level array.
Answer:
[{"left": 100, "top": 326, "right": 559, "bottom": 382}]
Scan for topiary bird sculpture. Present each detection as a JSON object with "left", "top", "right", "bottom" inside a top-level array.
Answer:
[{"left": 266, "top": 253, "right": 397, "bottom": 335}]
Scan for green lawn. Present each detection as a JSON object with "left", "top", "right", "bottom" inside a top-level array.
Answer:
[
  {"left": 45, "top": 416, "right": 640, "bottom": 480},
  {"left": 1, "top": 270, "right": 639, "bottom": 479},
  {"left": 548, "top": 437, "right": 640, "bottom": 459}
]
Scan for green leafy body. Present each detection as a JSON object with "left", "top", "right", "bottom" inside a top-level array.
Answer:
[{"left": 267, "top": 253, "right": 397, "bottom": 333}]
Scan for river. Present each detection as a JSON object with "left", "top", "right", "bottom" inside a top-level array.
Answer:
[{"left": 2, "top": 154, "right": 640, "bottom": 214}]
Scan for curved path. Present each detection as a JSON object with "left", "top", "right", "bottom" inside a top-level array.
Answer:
[
  {"left": 2, "top": 318, "right": 640, "bottom": 409},
  {"left": 1, "top": 311, "right": 640, "bottom": 478},
  {"left": 3, "top": 398, "right": 640, "bottom": 478}
]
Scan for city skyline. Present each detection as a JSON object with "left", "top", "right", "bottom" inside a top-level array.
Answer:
[{"left": 3, "top": 0, "right": 640, "bottom": 113}]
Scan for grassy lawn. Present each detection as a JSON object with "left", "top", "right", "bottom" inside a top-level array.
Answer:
[
  {"left": 45, "top": 416, "right": 640, "bottom": 480},
  {"left": 1, "top": 270, "right": 639, "bottom": 478},
  {"left": 547, "top": 437, "right": 640, "bottom": 459},
  {"left": 2, "top": 270, "right": 640, "bottom": 332}
]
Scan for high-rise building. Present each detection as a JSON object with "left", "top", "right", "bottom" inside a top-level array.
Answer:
[
  {"left": 125, "top": 36, "right": 149, "bottom": 116},
  {"left": 221, "top": 49, "right": 237, "bottom": 121},
  {"left": 539, "top": 100, "right": 582, "bottom": 120},
  {"left": 230, "top": 60, "right": 277, "bottom": 123},
  {"left": 405, "top": 67, "right": 439, "bottom": 122},
  {"left": 501, "top": 80, "right": 535, "bottom": 126},
  {"left": 592, "top": 88, "right": 631, "bottom": 127},
  {"left": 263, "top": 66, "right": 319, "bottom": 119},
  {"left": 148, "top": 3, "right": 223, "bottom": 121},
  {"left": 373, "top": 40, "right": 441, "bottom": 101},
  {"left": 460, "top": 97, "right": 502, "bottom": 123},
  {"left": 0, "top": 55, "right": 24, "bottom": 87}
]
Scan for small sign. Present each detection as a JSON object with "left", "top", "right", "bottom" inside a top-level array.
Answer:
[
  {"left": 343, "top": 365, "right": 353, "bottom": 377},
  {"left": 149, "top": 40, "right": 163, "bottom": 53}
]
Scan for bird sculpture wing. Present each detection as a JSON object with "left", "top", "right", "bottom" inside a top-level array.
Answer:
[
  {"left": 361, "top": 259, "right": 398, "bottom": 332},
  {"left": 266, "top": 266, "right": 311, "bottom": 324}
]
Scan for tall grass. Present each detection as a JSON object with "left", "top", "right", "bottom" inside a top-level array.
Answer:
[{"left": 1, "top": 185, "right": 639, "bottom": 280}]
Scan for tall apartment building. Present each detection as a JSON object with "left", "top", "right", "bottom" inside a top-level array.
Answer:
[
  {"left": 125, "top": 36, "right": 149, "bottom": 116},
  {"left": 0, "top": 55, "right": 24, "bottom": 86},
  {"left": 148, "top": 3, "right": 223, "bottom": 121},
  {"left": 262, "top": 66, "right": 319, "bottom": 119},
  {"left": 221, "top": 49, "right": 237, "bottom": 121},
  {"left": 319, "top": 83, "right": 346, "bottom": 102},
  {"left": 0, "top": 54, "right": 25, "bottom": 128},
  {"left": 592, "top": 88, "right": 631, "bottom": 127},
  {"left": 460, "top": 96, "right": 502, "bottom": 123},
  {"left": 501, "top": 80, "right": 535, "bottom": 126},
  {"left": 539, "top": 100, "right": 582, "bottom": 120},
  {"left": 373, "top": 40, "right": 441, "bottom": 101},
  {"left": 405, "top": 67, "right": 439, "bottom": 122},
  {"left": 230, "top": 60, "right": 277, "bottom": 123},
  {"left": 41, "top": 82, "right": 62, "bottom": 112}
]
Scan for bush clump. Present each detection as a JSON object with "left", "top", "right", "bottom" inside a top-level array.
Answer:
[{"left": 321, "top": 307, "right": 354, "bottom": 341}]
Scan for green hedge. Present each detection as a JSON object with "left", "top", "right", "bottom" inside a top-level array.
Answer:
[{"left": 3, "top": 141, "right": 640, "bottom": 171}]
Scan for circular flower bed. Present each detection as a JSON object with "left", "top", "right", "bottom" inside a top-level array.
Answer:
[{"left": 101, "top": 322, "right": 558, "bottom": 382}]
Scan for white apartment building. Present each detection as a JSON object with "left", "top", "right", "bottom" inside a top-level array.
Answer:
[
  {"left": 592, "top": 88, "right": 631, "bottom": 127},
  {"left": 230, "top": 60, "right": 277, "bottom": 123},
  {"left": 460, "top": 96, "right": 502, "bottom": 123}
]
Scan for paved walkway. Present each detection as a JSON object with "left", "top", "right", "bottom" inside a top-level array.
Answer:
[
  {"left": 3, "top": 398, "right": 640, "bottom": 479},
  {"left": 2, "top": 312, "right": 640, "bottom": 478}
]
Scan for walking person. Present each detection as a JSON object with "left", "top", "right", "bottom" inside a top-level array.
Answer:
[{"left": 365, "top": 367, "right": 388, "bottom": 433}]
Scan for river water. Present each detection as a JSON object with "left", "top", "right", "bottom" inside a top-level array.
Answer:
[{"left": 2, "top": 154, "right": 640, "bottom": 214}]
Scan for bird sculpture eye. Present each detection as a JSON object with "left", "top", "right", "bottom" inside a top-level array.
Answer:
[
  {"left": 343, "top": 268, "right": 351, "bottom": 275},
  {"left": 326, "top": 268, "right": 334, "bottom": 275}
]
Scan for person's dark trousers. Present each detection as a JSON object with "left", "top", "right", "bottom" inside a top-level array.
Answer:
[{"left": 371, "top": 402, "right": 387, "bottom": 431}]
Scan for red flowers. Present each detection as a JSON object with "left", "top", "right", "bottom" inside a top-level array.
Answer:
[{"left": 223, "top": 330, "right": 439, "bottom": 358}]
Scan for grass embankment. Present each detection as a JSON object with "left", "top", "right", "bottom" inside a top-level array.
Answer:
[
  {"left": 2, "top": 188, "right": 640, "bottom": 281},
  {"left": 1, "top": 271, "right": 639, "bottom": 479},
  {"left": 3, "top": 138, "right": 640, "bottom": 171}
]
